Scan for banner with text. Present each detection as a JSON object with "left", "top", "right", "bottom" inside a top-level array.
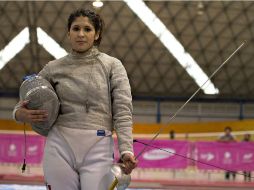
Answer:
[
  {"left": 196, "top": 142, "right": 254, "bottom": 171},
  {"left": 0, "top": 134, "right": 45, "bottom": 164},
  {"left": 132, "top": 139, "right": 190, "bottom": 169}
]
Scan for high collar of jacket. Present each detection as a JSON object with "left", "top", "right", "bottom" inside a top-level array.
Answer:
[{"left": 69, "top": 46, "right": 100, "bottom": 60}]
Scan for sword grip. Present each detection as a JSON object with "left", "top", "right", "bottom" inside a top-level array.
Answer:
[{"left": 108, "top": 177, "right": 118, "bottom": 190}]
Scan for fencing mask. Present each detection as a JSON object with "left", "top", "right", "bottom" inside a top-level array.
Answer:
[{"left": 19, "top": 74, "right": 60, "bottom": 136}]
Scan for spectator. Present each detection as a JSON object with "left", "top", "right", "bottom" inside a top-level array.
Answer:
[
  {"left": 185, "top": 133, "right": 189, "bottom": 140},
  {"left": 218, "top": 126, "right": 235, "bottom": 142},
  {"left": 169, "top": 130, "right": 175, "bottom": 140},
  {"left": 242, "top": 133, "right": 252, "bottom": 182},
  {"left": 218, "top": 126, "right": 236, "bottom": 180}
]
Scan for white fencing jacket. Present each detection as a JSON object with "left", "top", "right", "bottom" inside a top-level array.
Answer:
[{"left": 14, "top": 46, "right": 134, "bottom": 156}]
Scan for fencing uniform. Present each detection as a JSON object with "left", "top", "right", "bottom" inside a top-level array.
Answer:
[{"left": 14, "top": 47, "right": 134, "bottom": 190}]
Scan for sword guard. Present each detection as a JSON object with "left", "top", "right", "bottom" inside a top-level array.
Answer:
[{"left": 110, "top": 164, "right": 131, "bottom": 190}]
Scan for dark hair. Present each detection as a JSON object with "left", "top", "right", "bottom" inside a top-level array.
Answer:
[
  {"left": 67, "top": 9, "right": 104, "bottom": 46},
  {"left": 224, "top": 126, "right": 232, "bottom": 131}
]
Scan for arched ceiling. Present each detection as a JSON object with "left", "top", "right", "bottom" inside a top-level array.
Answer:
[{"left": 0, "top": 1, "right": 254, "bottom": 100}]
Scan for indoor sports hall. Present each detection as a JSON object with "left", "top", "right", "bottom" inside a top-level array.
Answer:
[{"left": 0, "top": 1, "right": 254, "bottom": 190}]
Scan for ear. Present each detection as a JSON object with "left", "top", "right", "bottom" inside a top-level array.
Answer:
[
  {"left": 95, "top": 32, "right": 100, "bottom": 41},
  {"left": 67, "top": 31, "right": 70, "bottom": 39}
]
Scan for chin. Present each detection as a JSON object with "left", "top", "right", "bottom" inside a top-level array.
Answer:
[
  {"left": 74, "top": 48, "right": 89, "bottom": 53},
  {"left": 74, "top": 46, "right": 92, "bottom": 53}
]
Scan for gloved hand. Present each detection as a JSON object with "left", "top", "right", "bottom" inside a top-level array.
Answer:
[{"left": 120, "top": 153, "right": 138, "bottom": 174}]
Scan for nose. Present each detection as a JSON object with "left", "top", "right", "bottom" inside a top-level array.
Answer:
[{"left": 78, "top": 29, "right": 85, "bottom": 37}]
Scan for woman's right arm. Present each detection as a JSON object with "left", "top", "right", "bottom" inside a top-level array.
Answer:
[{"left": 13, "top": 63, "right": 51, "bottom": 124}]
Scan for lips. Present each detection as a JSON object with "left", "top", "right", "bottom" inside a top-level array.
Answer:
[{"left": 76, "top": 41, "right": 86, "bottom": 47}]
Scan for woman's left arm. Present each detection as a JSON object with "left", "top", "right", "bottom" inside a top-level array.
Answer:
[{"left": 110, "top": 59, "right": 137, "bottom": 174}]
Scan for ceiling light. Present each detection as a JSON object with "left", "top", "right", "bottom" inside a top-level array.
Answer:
[
  {"left": 0, "top": 27, "right": 30, "bottom": 70},
  {"left": 37, "top": 27, "right": 67, "bottom": 59},
  {"left": 197, "top": 2, "right": 204, "bottom": 16},
  {"left": 124, "top": 0, "right": 219, "bottom": 94},
  {"left": 92, "top": 0, "right": 104, "bottom": 8}
]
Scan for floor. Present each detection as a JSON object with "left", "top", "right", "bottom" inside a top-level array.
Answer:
[
  {"left": 0, "top": 180, "right": 254, "bottom": 190},
  {"left": 0, "top": 185, "right": 159, "bottom": 190},
  {"left": 0, "top": 163, "right": 253, "bottom": 190}
]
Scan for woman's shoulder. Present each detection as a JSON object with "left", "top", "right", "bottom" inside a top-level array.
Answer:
[
  {"left": 45, "top": 55, "right": 69, "bottom": 68},
  {"left": 98, "top": 52, "right": 122, "bottom": 64}
]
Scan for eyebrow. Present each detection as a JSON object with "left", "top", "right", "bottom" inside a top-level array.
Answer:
[{"left": 72, "top": 23, "right": 93, "bottom": 27}]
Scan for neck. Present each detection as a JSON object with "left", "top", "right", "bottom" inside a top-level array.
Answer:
[
  {"left": 72, "top": 46, "right": 94, "bottom": 54},
  {"left": 69, "top": 46, "right": 99, "bottom": 59}
]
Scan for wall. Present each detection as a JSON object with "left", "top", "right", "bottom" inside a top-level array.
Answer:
[{"left": 1, "top": 97, "right": 254, "bottom": 135}]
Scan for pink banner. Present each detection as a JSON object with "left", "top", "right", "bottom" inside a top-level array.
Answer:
[
  {"left": 132, "top": 139, "right": 189, "bottom": 169},
  {"left": 196, "top": 142, "right": 254, "bottom": 171},
  {"left": 0, "top": 134, "right": 45, "bottom": 164},
  {"left": 1, "top": 134, "right": 254, "bottom": 171}
]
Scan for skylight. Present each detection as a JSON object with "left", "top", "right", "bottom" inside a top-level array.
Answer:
[
  {"left": 124, "top": 0, "right": 219, "bottom": 94},
  {"left": 0, "top": 27, "right": 30, "bottom": 70},
  {"left": 37, "top": 27, "right": 67, "bottom": 59}
]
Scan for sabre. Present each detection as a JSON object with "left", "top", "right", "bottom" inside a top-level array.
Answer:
[{"left": 109, "top": 41, "right": 245, "bottom": 190}]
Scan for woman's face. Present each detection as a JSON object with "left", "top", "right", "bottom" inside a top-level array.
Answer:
[{"left": 68, "top": 16, "right": 99, "bottom": 53}]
